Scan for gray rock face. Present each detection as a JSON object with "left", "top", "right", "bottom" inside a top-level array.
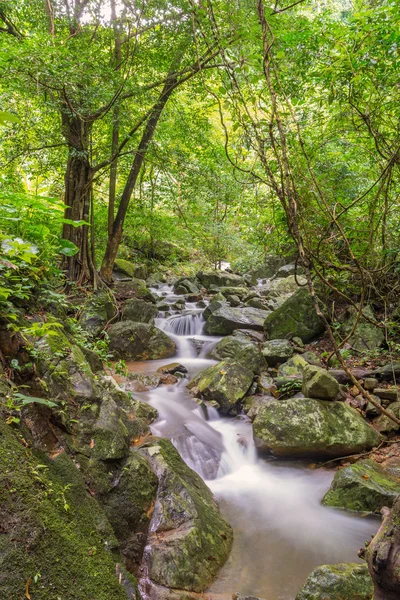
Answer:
[
  {"left": 295, "top": 563, "right": 373, "bottom": 600},
  {"left": 262, "top": 339, "right": 293, "bottom": 366},
  {"left": 207, "top": 334, "right": 265, "bottom": 374},
  {"left": 339, "top": 305, "right": 384, "bottom": 352},
  {"left": 249, "top": 255, "right": 286, "bottom": 279},
  {"left": 108, "top": 321, "right": 177, "bottom": 361},
  {"left": 302, "top": 364, "right": 340, "bottom": 400},
  {"left": 204, "top": 306, "right": 270, "bottom": 335},
  {"left": 121, "top": 298, "right": 159, "bottom": 323},
  {"left": 79, "top": 290, "right": 116, "bottom": 337},
  {"left": 173, "top": 277, "right": 200, "bottom": 295},
  {"left": 253, "top": 398, "right": 382, "bottom": 458},
  {"left": 197, "top": 270, "right": 245, "bottom": 289},
  {"left": 264, "top": 288, "right": 325, "bottom": 343}
]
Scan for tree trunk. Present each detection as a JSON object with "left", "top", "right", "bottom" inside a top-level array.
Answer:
[{"left": 61, "top": 111, "right": 95, "bottom": 284}]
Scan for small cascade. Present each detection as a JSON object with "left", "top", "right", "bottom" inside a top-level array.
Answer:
[{"left": 161, "top": 310, "right": 204, "bottom": 336}]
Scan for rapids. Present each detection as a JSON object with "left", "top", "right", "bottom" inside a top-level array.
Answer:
[{"left": 123, "top": 284, "right": 378, "bottom": 599}]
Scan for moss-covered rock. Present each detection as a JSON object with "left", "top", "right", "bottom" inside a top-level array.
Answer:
[
  {"left": 219, "top": 286, "right": 249, "bottom": 299},
  {"left": 296, "top": 563, "right": 373, "bottom": 600},
  {"left": 203, "top": 298, "right": 229, "bottom": 320},
  {"left": 108, "top": 320, "right": 176, "bottom": 361},
  {"left": 0, "top": 420, "right": 133, "bottom": 600},
  {"left": 79, "top": 290, "right": 116, "bottom": 337},
  {"left": 138, "top": 438, "right": 233, "bottom": 594},
  {"left": 197, "top": 270, "right": 245, "bottom": 288},
  {"left": 261, "top": 274, "right": 306, "bottom": 300},
  {"left": 187, "top": 360, "right": 253, "bottom": 414},
  {"left": 207, "top": 335, "right": 265, "bottom": 374},
  {"left": 173, "top": 277, "right": 200, "bottom": 295},
  {"left": 373, "top": 401, "right": 400, "bottom": 434},
  {"left": 262, "top": 339, "right": 293, "bottom": 367},
  {"left": 264, "top": 288, "right": 325, "bottom": 343},
  {"left": 114, "top": 258, "right": 147, "bottom": 279},
  {"left": 249, "top": 255, "right": 287, "bottom": 280},
  {"left": 339, "top": 305, "right": 384, "bottom": 353},
  {"left": 114, "top": 277, "right": 156, "bottom": 303},
  {"left": 277, "top": 354, "right": 308, "bottom": 377},
  {"left": 204, "top": 306, "right": 270, "bottom": 335},
  {"left": 121, "top": 298, "right": 159, "bottom": 323},
  {"left": 322, "top": 459, "right": 400, "bottom": 514},
  {"left": 253, "top": 398, "right": 382, "bottom": 458},
  {"left": 302, "top": 364, "right": 340, "bottom": 400}
]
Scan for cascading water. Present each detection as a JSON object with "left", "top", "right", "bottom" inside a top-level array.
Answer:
[{"left": 123, "top": 285, "right": 378, "bottom": 599}]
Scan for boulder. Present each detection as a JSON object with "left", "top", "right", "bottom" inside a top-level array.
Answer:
[
  {"left": 219, "top": 286, "right": 249, "bottom": 299},
  {"left": 253, "top": 398, "right": 382, "bottom": 458},
  {"left": 302, "top": 364, "right": 340, "bottom": 400},
  {"left": 296, "top": 563, "right": 373, "bottom": 600},
  {"left": 108, "top": 321, "right": 176, "bottom": 361},
  {"left": 121, "top": 298, "right": 159, "bottom": 324},
  {"left": 197, "top": 270, "right": 245, "bottom": 288},
  {"left": 204, "top": 306, "right": 270, "bottom": 335},
  {"left": 322, "top": 459, "right": 400, "bottom": 514},
  {"left": 114, "top": 278, "right": 156, "bottom": 303},
  {"left": 339, "top": 305, "right": 384, "bottom": 352},
  {"left": 79, "top": 290, "right": 116, "bottom": 337},
  {"left": 227, "top": 294, "right": 241, "bottom": 307},
  {"left": 262, "top": 339, "right": 293, "bottom": 367},
  {"left": 373, "top": 401, "right": 400, "bottom": 434},
  {"left": 187, "top": 360, "right": 253, "bottom": 414},
  {"left": 203, "top": 298, "right": 229, "bottom": 321},
  {"left": 207, "top": 335, "right": 265, "bottom": 374},
  {"left": 243, "top": 395, "right": 275, "bottom": 420},
  {"left": 264, "top": 288, "right": 325, "bottom": 343},
  {"left": 273, "top": 263, "right": 303, "bottom": 279},
  {"left": 259, "top": 275, "right": 306, "bottom": 301},
  {"left": 114, "top": 258, "right": 147, "bottom": 280},
  {"left": 138, "top": 438, "right": 233, "bottom": 594},
  {"left": 173, "top": 277, "right": 200, "bottom": 295},
  {"left": 277, "top": 354, "right": 308, "bottom": 378},
  {"left": 249, "top": 255, "right": 286, "bottom": 279}
]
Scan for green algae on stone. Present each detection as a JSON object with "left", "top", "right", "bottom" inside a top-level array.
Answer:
[
  {"left": 114, "top": 258, "right": 147, "bottom": 279},
  {"left": 295, "top": 563, "right": 373, "bottom": 600},
  {"left": 262, "top": 339, "right": 293, "bottom": 367},
  {"left": 253, "top": 398, "right": 382, "bottom": 458},
  {"left": 79, "top": 290, "right": 116, "bottom": 337},
  {"left": 322, "top": 459, "right": 400, "bottom": 514},
  {"left": 302, "top": 364, "right": 340, "bottom": 400},
  {"left": 207, "top": 335, "right": 265, "bottom": 374}
]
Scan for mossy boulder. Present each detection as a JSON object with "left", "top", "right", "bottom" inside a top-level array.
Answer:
[
  {"left": 277, "top": 354, "right": 308, "bottom": 377},
  {"left": 0, "top": 420, "right": 133, "bottom": 600},
  {"left": 79, "top": 290, "right": 116, "bottom": 337},
  {"left": 203, "top": 298, "right": 229, "bottom": 320},
  {"left": 302, "top": 364, "right": 340, "bottom": 400},
  {"left": 253, "top": 398, "right": 382, "bottom": 458},
  {"left": 373, "top": 401, "right": 400, "bottom": 434},
  {"left": 114, "top": 258, "right": 147, "bottom": 280},
  {"left": 173, "top": 277, "right": 200, "bottom": 295},
  {"left": 262, "top": 339, "right": 293, "bottom": 367},
  {"left": 264, "top": 288, "right": 325, "bottom": 343},
  {"left": 204, "top": 306, "right": 270, "bottom": 335},
  {"left": 322, "top": 459, "right": 400, "bottom": 514},
  {"left": 121, "top": 298, "right": 159, "bottom": 323},
  {"left": 249, "top": 255, "right": 286, "bottom": 280},
  {"left": 91, "top": 395, "right": 131, "bottom": 460},
  {"left": 187, "top": 360, "right": 253, "bottom": 414},
  {"left": 114, "top": 277, "right": 156, "bottom": 303},
  {"left": 207, "top": 335, "right": 265, "bottom": 374},
  {"left": 296, "top": 563, "right": 373, "bottom": 600},
  {"left": 219, "top": 286, "right": 249, "bottom": 299},
  {"left": 197, "top": 270, "right": 245, "bottom": 288},
  {"left": 261, "top": 274, "right": 306, "bottom": 300},
  {"left": 138, "top": 438, "right": 233, "bottom": 594},
  {"left": 339, "top": 305, "right": 384, "bottom": 353},
  {"left": 108, "top": 321, "right": 176, "bottom": 361}
]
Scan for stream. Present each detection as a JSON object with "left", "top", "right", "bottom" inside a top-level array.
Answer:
[{"left": 122, "top": 284, "right": 378, "bottom": 600}]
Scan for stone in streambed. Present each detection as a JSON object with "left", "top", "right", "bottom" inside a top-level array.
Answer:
[
  {"left": 302, "top": 364, "right": 340, "bottom": 400},
  {"left": 373, "top": 401, "right": 400, "bottom": 434},
  {"left": 296, "top": 563, "right": 373, "bottom": 600},
  {"left": 322, "top": 459, "right": 400, "bottom": 514},
  {"left": 108, "top": 321, "right": 176, "bottom": 361},
  {"left": 204, "top": 306, "right": 270, "bottom": 335},
  {"left": 122, "top": 298, "right": 159, "bottom": 323},
  {"left": 114, "top": 258, "right": 147, "bottom": 280},
  {"left": 253, "top": 398, "right": 382, "bottom": 458},
  {"left": 207, "top": 335, "right": 265, "bottom": 374},
  {"left": 79, "top": 290, "right": 116, "bottom": 337},
  {"left": 262, "top": 339, "right": 293, "bottom": 367},
  {"left": 197, "top": 270, "right": 245, "bottom": 288},
  {"left": 187, "top": 360, "right": 253, "bottom": 414}
]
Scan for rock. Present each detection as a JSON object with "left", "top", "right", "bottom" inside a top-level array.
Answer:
[
  {"left": 253, "top": 398, "right": 382, "bottom": 458},
  {"left": 245, "top": 297, "right": 267, "bottom": 309},
  {"left": 108, "top": 321, "right": 176, "bottom": 361},
  {"left": 138, "top": 438, "right": 233, "bottom": 594},
  {"left": 157, "top": 362, "right": 188, "bottom": 375},
  {"left": 79, "top": 290, "right": 116, "bottom": 337},
  {"left": 207, "top": 335, "right": 265, "bottom": 374},
  {"left": 373, "top": 401, "right": 400, "bottom": 433},
  {"left": 187, "top": 360, "right": 254, "bottom": 414},
  {"left": 302, "top": 364, "right": 340, "bottom": 400},
  {"left": 227, "top": 294, "right": 241, "bottom": 307},
  {"left": 157, "top": 301, "right": 170, "bottom": 311},
  {"left": 322, "top": 459, "right": 400, "bottom": 514},
  {"left": 364, "top": 377, "right": 378, "bottom": 391},
  {"left": 232, "top": 329, "right": 265, "bottom": 344},
  {"left": 114, "top": 278, "right": 156, "bottom": 303},
  {"left": 219, "top": 286, "right": 249, "bottom": 299},
  {"left": 124, "top": 373, "right": 161, "bottom": 392},
  {"left": 249, "top": 255, "right": 286, "bottom": 279},
  {"left": 122, "top": 298, "right": 159, "bottom": 323},
  {"left": 204, "top": 306, "right": 270, "bottom": 335},
  {"left": 273, "top": 263, "right": 303, "bottom": 279},
  {"left": 203, "top": 299, "right": 228, "bottom": 320},
  {"left": 257, "top": 374, "right": 276, "bottom": 395},
  {"left": 365, "top": 395, "right": 382, "bottom": 416},
  {"left": 262, "top": 339, "right": 293, "bottom": 367},
  {"left": 185, "top": 293, "right": 203, "bottom": 302},
  {"left": 292, "top": 336, "right": 304, "bottom": 348},
  {"left": 374, "top": 387, "right": 398, "bottom": 403},
  {"left": 197, "top": 270, "right": 245, "bottom": 288},
  {"left": 243, "top": 395, "right": 275, "bottom": 420},
  {"left": 259, "top": 275, "right": 307, "bottom": 301},
  {"left": 340, "top": 305, "right": 384, "bottom": 352},
  {"left": 114, "top": 258, "right": 147, "bottom": 279},
  {"left": 80, "top": 346, "right": 104, "bottom": 373},
  {"left": 233, "top": 595, "right": 267, "bottom": 600},
  {"left": 296, "top": 563, "right": 373, "bottom": 600},
  {"left": 264, "top": 288, "right": 325, "bottom": 343},
  {"left": 277, "top": 354, "right": 308, "bottom": 377},
  {"left": 174, "top": 277, "right": 200, "bottom": 295},
  {"left": 91, "top": 395, "right": 131, "bottom": 460}
]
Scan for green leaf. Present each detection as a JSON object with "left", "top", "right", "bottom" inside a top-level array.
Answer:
[
  {"left": 59, "top": 239, "right": 79, "bottom": 256},
  {"left": 0, "top": 111, "right": 19, "bottom": 125},
  {"left": 13, "top": 393, "right": 57, "bottom": 408}
]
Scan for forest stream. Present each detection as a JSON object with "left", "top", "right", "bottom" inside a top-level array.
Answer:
[{"left": 119, "top": 284, "right": 378, "bottom": 600}]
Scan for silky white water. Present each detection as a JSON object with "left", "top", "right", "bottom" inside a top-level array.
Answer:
[{"left": 124, "top": 287, "right": 378, "bottom": 599}]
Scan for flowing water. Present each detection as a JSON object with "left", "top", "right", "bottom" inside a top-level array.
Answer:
[{"left": 123, "top": 285, "right": 378, "bottom": 600}]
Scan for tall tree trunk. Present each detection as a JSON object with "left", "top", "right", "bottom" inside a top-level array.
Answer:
[{"left": 61, "top": 111, "right": 95, "bottom": 284}]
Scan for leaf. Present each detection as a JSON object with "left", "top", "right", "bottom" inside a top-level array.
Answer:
[
  {"left": 59, "top": 239, "right": 79, "bottom": 257},
  {"left": 25, "top": 577, "right": 32, "bottom": 600},
  {"left": 13, "top": 393, "right": 57, "bottom": 408},
  {"left": 61, "top": 218, "right": 90, "bottom": 227},
  {"left": 0, "top": 111, "right": 19, "bottom": 125}
]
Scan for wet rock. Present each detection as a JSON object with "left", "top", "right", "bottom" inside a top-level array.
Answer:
[
  {"left": 187, "top": 360, "right": 254, "bottom": 414},
  {"left": 125, "top": 373, "right": 161, "bottom": 392},
  {"left": 157, "top": 362, "right": 188, "bottom": 375},
  {"left": 197, "top": 270, "right": 245, "bottom": 288},
  {"left": 296, "top": 563, "right": 373, "bottom": 600},
  {"left": 207, "top": 335, "right": 265, "bottom": 374},
  {"left": 264, "top": 288, "right": 325, "bottom": 343},
  {"left": 374, "top": 387, "right": 398, "bottom": 404},
  {"left": 79, "top": 290, "right": 116, "bottom": 337},
  {"left": 249, "top": 255, "right": 286, "bottom": 279},
  {"left": 114, "top": 258, "right": 147, "bottom": 280},
  {"left": 203, "top": 298, "right": 228, "bottom": 321},
  {"left": 373, "top": 401, "right": 400, "bottom": 433},
  {"left": 277, "top": 354, "right": 308, "bottom": 378},
  {"left": 253, "top": 398, "right": 382, "bottom": 458},
  {"left": 108, "top": 321, "right": 176, "bottom": 361},
  {"left": 227, "top": 294, "right": 241, "bottom": 307},
  {"left": 138, "top": 438, "right": 233, "bottom": 593},
  {"left": 159, "top": 373, "right": 178, "bottom": 385},
  {"left": 243, "top": 395, "right": 275, "bottom": 420},
  {"left": 204, "top": 306, "right": 270, "bottom": 335},
  {"left": 262, "top": 339, "right": 293, "bottom": 367},
  {"left": 302, "top": 364, "right": 340, "bottom": 400},
  {"left": 114, "top": 278, "right": 156, "bottom": 303},
  {"left": 185, "top": 293, "right": 203, "bottom": 302},
  {"left": 122, "top": 298, "right": 159, "bottom": 324},
  {"left": 322, "top": 459, "right": 400, "bottom": 514},
  {"left": 156, "top": 301, "right": 170, "bottom": 311},
  {"left": 339, "top": 305, "right": 384, "bottom": 353},
  {"left": 174, "top": 277, "right": 200, "bottom": 295}
]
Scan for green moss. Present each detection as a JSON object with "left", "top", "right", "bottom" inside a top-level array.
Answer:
[{"left": 295, "top": 563, "right": 373, "bottom": 600}]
